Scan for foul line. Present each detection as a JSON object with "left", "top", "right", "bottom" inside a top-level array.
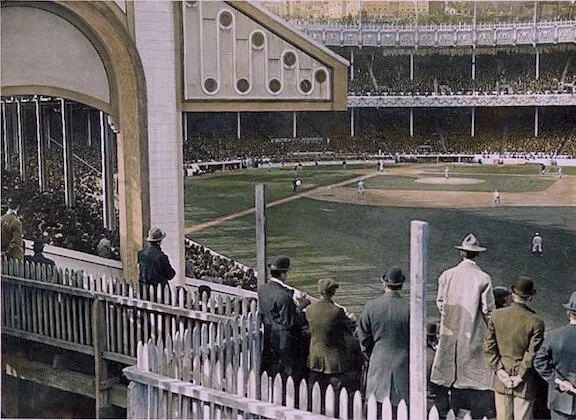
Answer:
[{"left": 184, "top": 173, "right": 377, "bottom": 234}]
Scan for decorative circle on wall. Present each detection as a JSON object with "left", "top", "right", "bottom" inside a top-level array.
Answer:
[
  {"left": 269, "top": 79, "right": 282, "bottom": 93},
  {"left": 251, "top": 32, "right": 265, "bottom": 49},
  {"left": 283, "top": 52, "right": 297, "bottom": 68},
  {"left": 204, "top": 78, "right": 218, "bottom": 93},
  {"left": 236, "top": 78, "right": 250, "bottom": 93},
  {"left": 300, "top": 79, "right": 312, "bottom": 93},
  {"left": 315, "top": 69, "right": 327, "bottom": 84},
  {"left": 219, "top": 11, "right": 233, "bottom": 29}
]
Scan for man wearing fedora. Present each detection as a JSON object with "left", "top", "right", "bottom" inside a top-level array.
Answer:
[
  {"left": 358, "top": 267, "right": 410, "bottom": 409},
  {"left": 1, "top": 198, "right": 24, "bottom": 261},
  {"left": 431, "top": 233, "right": 496, "bottom": 419},
  {"left": 258, "top": 255, "right": 310, "bottom": 384},
  {"left": 484, "top": 277, "right": 545, "bottom": 420},
  {"left": 305, "top": 278, "right": 354, "bottom": 410},
  {"left": 534, "top": 291, "right": 576, "bottom": 420},
  {"left": 137, "top": 227, "right": 176, "bottom": 295}
]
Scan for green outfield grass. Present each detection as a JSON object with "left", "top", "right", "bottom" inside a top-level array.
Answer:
[{"left": 185, "top": 164, "right": 576, "bottom": 330}]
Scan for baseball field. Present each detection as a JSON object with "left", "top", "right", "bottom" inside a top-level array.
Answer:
[{"left": 184, "top": 163, "right": 576, "bottom": 330}]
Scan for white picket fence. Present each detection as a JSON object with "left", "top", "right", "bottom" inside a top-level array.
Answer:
[{"left": 123, "top": 332, "right": 471, "bottom": 420}]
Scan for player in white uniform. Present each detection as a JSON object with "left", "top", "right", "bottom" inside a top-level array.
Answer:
[
  {"left": 531, "top": 233, "right": 543, "bottom": 256},
  {"left": 492, "top": 190, "right": 501, "bottom": 206},
  {"left": 444, "top": 167, "right": 450, "bottom": 179},
  {"left": 357, "top": 180, "right": 365, "bottom": 195}
]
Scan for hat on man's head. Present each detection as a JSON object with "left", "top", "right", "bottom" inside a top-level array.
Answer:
[
  {"left": 493, "top": 286, "right": 511, "bottom": 300},
  {"left": 7, "top": 197, "right": 21, "bottom": 209},
  {"left": 317, "top": 278, "right": 339, "bottom": 294},
  {"left": 269, "top": 255, "right": 291, "bottom": 272},
  {"left": 146, "top": 227, "right": 166, "bottom": 242},
  {"left": 381, "top": 266, "right": 406, "bottom": 286},
  {"left": 455, "top": 233, "right": 486, "bottom": 252},
  {"left": 33, "top": 239, "right": 45, "bottom": 252},
  {"left": 563, "top": 291, "right": 576, "bottom": 311},
  {"left": 510, "top": 276, "right": 537, "bottom": 298}
]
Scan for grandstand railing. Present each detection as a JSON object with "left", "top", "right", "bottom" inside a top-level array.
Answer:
[
  {"left": 289, "top": 19, "right": 576, "bottom": 47},
  {"left": 124, "top": 334, "right": 451, "bottom": 420},
  {"left": 1, "top": 258, "right": 258, "bottom": 366}
]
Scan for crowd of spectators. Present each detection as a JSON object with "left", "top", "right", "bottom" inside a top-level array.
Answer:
[
  {"left": 184, "top": 241, "right": 257, "bottom": 291},
  {"left": 347, "top": 50, "right": 575, "bottom": 96}
]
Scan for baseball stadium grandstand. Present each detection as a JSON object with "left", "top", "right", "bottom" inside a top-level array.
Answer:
[{"left": 1, "top": 1, "right": 576, "bottom": 418}]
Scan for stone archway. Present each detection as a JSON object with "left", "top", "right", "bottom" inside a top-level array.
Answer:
[{"left": 1, "top": 1, "right": 149, "bottom": 281}]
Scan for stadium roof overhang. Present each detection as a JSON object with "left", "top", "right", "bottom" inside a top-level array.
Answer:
[{"left": 178, "top": 1, "right": 349, "bottom": 112}]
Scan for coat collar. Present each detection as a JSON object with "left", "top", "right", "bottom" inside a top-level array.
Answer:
[{"left": 510, "top": 302, "right": 536, "bottom": 314}]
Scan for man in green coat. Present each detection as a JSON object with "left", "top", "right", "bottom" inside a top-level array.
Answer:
[
  {"left": 306, "top": 278, "right": 353, "bottom": 395},
  {"left": 484, "top": 276, "right": 545, "bottom": 420},
  {"left": 1, "top": 198, "right": 23, "bottom": 261}
]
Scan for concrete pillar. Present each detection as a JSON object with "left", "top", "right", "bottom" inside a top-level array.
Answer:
[
  {"left": 87, "top": 110, "right": 92, "bottom": 147},
  {"left": 410, "top": 108, "right": 414, "bottom": 137},
  {"left": 350, "top": 48, "right": 354, "bottom": 81},
  {"left": 535, "top": 48, "right": 540, "bottom": 80},
  {"left": 410, "top": 53, "right": 414, "bottom": 81},
  {"left": 134, "top": 1, "right": 185, "bottom": 283},
  {"left": 292, "top": 111, "right": 297, "bottom": 138},
  {"left": 471, "top": 107, "right": 476, "bottom": 138},
  {"left": 471, "top": 50, "right": 476, "bottom": 80}
]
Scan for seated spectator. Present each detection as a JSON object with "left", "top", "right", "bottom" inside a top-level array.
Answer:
[{"left": 96, "top": 230, "right": 114, "bottom": 259}]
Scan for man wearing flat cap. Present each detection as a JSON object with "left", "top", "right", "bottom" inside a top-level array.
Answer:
[
  {"left": 484, "top": 277, "right": 545, "bottom": 420},
  {"left": 137, "top": 227, "right": 176, "bottom": 296},
  {"left": 431, "top": 233, "right": 496, "bottom": 419},
  {"left": 258, "top": 255, "right": 310, "bottom": 384},
  {"left": 1, "top": 198, "right": 24, "bottom": 261},
  {"left": 534, "top": 291, "right": 576, "bottom": 420},
  {"left": 305, "top": 278, "right": 353, "bottom": 399},
  {"left": 358, "top": 267, "right": 410, "bottom": 409}
]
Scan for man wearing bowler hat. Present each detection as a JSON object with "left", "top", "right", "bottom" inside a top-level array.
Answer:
[
  {"left": 137, "top": 227, "right": 176, "bottom": 294},
  {"left": 358, "top": 267, "right": 410, "bottom": 409},
  {"left": 484, "top": 276, "right": 545, "bottom": 420},
  {"left": 431, "top": 233, "right": 496, "bottom": 419},
  {"left": 258, "top": 255, "right": 310, "bottom": 383},
  {"left": 534, "top": 291, "right": 576, "bottom": 420}
]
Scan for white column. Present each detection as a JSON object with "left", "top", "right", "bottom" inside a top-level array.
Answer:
[
  {"left": 16, "top": 98, "right": 25, "bottom": 180},
  {"left": 410, "top": 108, "right": 414, "bottom": 137},
  {"left": 134, "top": 1, "right": 185, "bottom": 282},
  {"left": 1, "top": 101, "right": 8, "bottom": 171},
  {"left": 410, "top": 53, "right": 414, "bottom": 81},
  {"left": 237, "top": 112, "right": 241, "bottom": 139},
  {"left": 471, "top": 107, "right": 476, "bottom": 137},
  {"left": 350, "top": 48, "right": 355, "bottom": 81},
  {"left": 350, "top": 107, "right": 355, "bottom": 137},
  {"left": 471, "top": 50, "right": 476, "bottom": 80},
  {"left": 34, "top": 98, "right": 46, "bottom": 191},
  {"left": 100, "top": 111, "right": 115, "bottom": 230},
  {"left": 60, "top": 98, "right": 74, "bottom": 207},
  {"left": 87, "top": 110, "right": 92, "bottom": 146},
  {"left": 292, "top": 111, "right": 297, "bottom": 138},
  {"left": 409, "top": 220, "right": 428, "bottom": 420},
  {"left": 534, "top": 107, "right": 539, "bottom": 137},
  {"left": 183, "top": 112, "right": 188, "bottom": 143},
  {"left": 535, "top": 48, "right": 540, "bottom": 80}
]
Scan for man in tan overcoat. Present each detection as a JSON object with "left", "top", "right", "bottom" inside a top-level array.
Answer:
[
  {"left": 1, "top": 198, "right": 23, "bottom": 261},
  {"left": 484, "top": 277, "right": 545, "bottom": 420},
  {"left": 430, "top": 233, "right": 496, "bottom": 418}
]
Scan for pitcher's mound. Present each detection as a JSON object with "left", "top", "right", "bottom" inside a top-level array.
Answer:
[{"left": 415, "top": 177, "right": 485, "bottom": 185}]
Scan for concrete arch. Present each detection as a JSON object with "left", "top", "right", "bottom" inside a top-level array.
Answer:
[{"left": 1, "top": 1, "right": 150, "bottom": 281}]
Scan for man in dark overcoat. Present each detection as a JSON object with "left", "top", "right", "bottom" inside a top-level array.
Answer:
[
  {"left": 258, "top": 255, "right": 310, "bottom": 384},
  {"left": 306, "top": 278, "right": 353, "bottom": 395},
  {"left": 24, "top": 239, "right": 55, "bottom": 267},
  {"left": 137, "top": 227, "right": 176, "bottom": 294},
  {"left": 358, "top": 266, "right": 410, "bottom": 407},
  {"left": 534, "top": 291, "right": 576, "bottom": 420},
  {"left": 484, "top": 276, "right": 545, "bottom": 420}
]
